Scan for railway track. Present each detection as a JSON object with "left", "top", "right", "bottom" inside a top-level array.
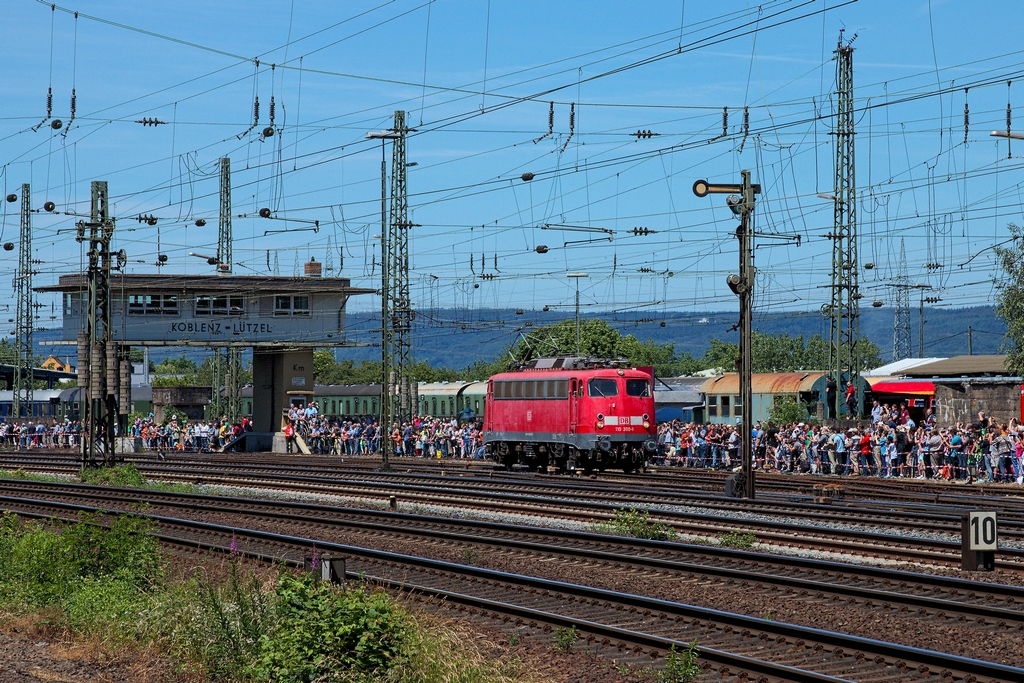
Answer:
[
  {"left": 4, "top": 452, "right": 1024, "bottom": 571},
  {"left": 1, "top": 478, "right": 1023, "bottom": 629},
  {"left": 3, "top": 492, "right": 1022, "bottom": 682}
]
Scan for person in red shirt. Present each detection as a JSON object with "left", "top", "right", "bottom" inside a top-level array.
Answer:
[{"left": 858, "top": 430, "right": 875, "bottom": 476}]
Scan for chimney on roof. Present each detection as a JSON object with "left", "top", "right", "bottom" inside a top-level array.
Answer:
[{"left": 304, "top": 257, "right": 322, "bottom": 278}]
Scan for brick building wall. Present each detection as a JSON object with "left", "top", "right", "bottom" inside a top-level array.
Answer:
[{"left": 933, "top": 382, "right": 1021, "bottom": 427}]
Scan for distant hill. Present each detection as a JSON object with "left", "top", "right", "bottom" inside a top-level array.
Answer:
[{"left": 28, "top": 305, "right": 1005, "bottom": 371}]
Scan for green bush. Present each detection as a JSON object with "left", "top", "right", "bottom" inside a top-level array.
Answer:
[
  {"left": 258, "top": 573, "right": 415, "bottom": 682},
  {"left": 718, "top": 531, "right": 757, "bottom": 549},
  {"left": 660, "top": 640, "right": 700, "bottom": 683},
  {"left": 597, "top": 508, "right": 677, "bottom": 541},
  {"left": 552, "top": 624, "right": 579, "bottom": 652},
  {"left": 0, "top": 511, "right": 160, "bottom": 617},
  {"left": 79, "top": 463, "right": 149, "bottom": 488}
]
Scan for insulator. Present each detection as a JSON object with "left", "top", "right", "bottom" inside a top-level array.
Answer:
[
  {"left": 269, "top": 95, "right": 275, "bottom": 124},
  {"left": 535, "top": 245, "right": 548, "bottom": 253},
  {"left": 195, "top": 218, "right": 206, "bottom": 227},
  {"left": 70, "top": 89, "right": 76, "bottom": 117},
  {"left": 258, "top": 207, "right": 271, "bottom": 218},
  {"left": 262, "top": 126, "right": 275, "bottom": 138},
  {"left": 722, "top": 106, "right": 728, "bottom": 137},
  {"left": 147, "top": 217, "right": 157, "bottom": 226},
  {"left": 568, "top": 102, "right": 575, "bottom": 133},
  {"left": 3, "top": 243, "right": 13, "bottom": 251},
  {"left": 547, "top": 101, "right": 554, "bottom": 133},
  {"left": 157, "top": 254, "right": 168, "bottom": 263},
  {"left": 76, "top": 333, "right": 89, "bottom": 388},
  {"left": 5, "top": 194, "right": 16, "bottom": 203},
  {"left": 964, "top": 89, "right": 970, "bottom": 144},
  {"left": 50, "top": 119, "right": 62, "bottom": 130},
  {"left": 46, "top": 87, "right": 52, "bottom": 116},
  {"left": 90, "top": 342, "right": 104, "bottom": 400},
  {"left": 521, "top": 172, "right": 535, "bottom": 181},
  {"left": 253, "top": 95, "right": 260, "bottom": 124},
  {"left": 106, "top": 344, "right": 118, "bottom": 396}
]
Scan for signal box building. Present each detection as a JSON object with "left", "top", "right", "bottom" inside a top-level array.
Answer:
[{"left": 38, "top": 273, "right": 373, "bottom": 439}]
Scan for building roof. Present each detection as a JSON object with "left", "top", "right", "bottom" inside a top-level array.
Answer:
[
  {"left": 865, "top": 358, "right": 946, "bottom": 377},
  {"left": 699, "top": 372, "right": 826, "bottom": 395},
  {"left": 36, "top": 273, "right": 375, "bottom": 296},
  {"left": 901, "top": 355, "right": 1009, "bottom": 378}
]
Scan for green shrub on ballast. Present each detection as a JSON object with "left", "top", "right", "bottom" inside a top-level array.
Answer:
[{"left": 596, "top": 507, "right": 677, "bottom": 541}]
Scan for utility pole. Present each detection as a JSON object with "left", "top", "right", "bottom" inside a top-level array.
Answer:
[
  {"left": 76, "top": 181, "right": 119, "bottom": 468},
  {"left": 13, "top": 184, "right": 34, "bottom": 419},
  {"left": 367, "top": 125, "right": 400, "bottom": 470},
  {"left": 388, "top": 111, "right": 417, "bottom": 425},
  {"left": 968, "top": 326, "right": 974, "bottom": 355},
  {"left": 693, "top": 171, "right": 761, "bottom": 499},
  {"left": 827, "top": 32, "right": 861, "bottom": 419},
  {"left": 567, "top": 272, "right": 589, "bottom": 355},
  {"left": 892, "top": 238, "right": 911, "bottom": 362}
]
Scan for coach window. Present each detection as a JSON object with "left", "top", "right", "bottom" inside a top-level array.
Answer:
[
  {"left": 733, "top": 395, "right": 743, "bottom": 411},
  {"left": 440, "top": 400, "right": 446, "bottom": 416},
  {"left": 524, "top": 381, "right": 535, "bottom": 398},
  {"left": 588, "top": 378, "right": 618, "bottom": 397},
  {"left": 431, "top": 397, "right": 437, "bottom": 414},
  {"left": 720, "top": 396, "right": 730, "bottom": 416},
  {"left": 626, "top": 379, "right": 651, "bottom": 397},
  {"left": 474, "top": 400, "right": 480, "bottom": 412},
  {"left": 449, "top": 398, "right": 455, "bottom": 414},
  {"left": 707, "top": 396, "right": 718, "bottom": 418}
]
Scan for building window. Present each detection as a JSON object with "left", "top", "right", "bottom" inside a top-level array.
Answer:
[
  {"left": 274, "top": 295, "right": 310, "bottom": 316},
  {"left": 345, "top": 400, "right": 351, "bottom": 414},
  {"left": 63, "top": 293, "right": 73, "bottom": 315},
  {"left": 195, "top": 294, "right": 243, "bottom": 315},
  {"left": 128, "top": 293, "right": 179, "bottom": 315}
]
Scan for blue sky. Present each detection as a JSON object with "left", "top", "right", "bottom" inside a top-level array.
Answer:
[{"left": 2, "top": 0, "right": 1022, "bottom": 348}]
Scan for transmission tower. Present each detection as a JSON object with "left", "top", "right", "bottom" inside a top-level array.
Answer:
[
  {"left": 76, "top": 181, "right": 120, "bottom": 468},
  {"left": 892, "top": 239, "right": 912, "bottom": 361},
  {"left": 826, "top": 33, "right": 861, "bottom": 418},
  {"left": 217, "top": 157, "right": 232, "bottom": 274},
  {"left": 388, "top": 110, "right": 415, "bottom": 423},
  {"left": 13, "top": 184, "right": 34, "bottom": 419}
]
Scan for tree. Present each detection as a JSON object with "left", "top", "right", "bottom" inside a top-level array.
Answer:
[
  {"left": 995, "top": 223, "right": 1024, "bottom": 375},
  {"left": 508, "top": 318, "right": 689, "bottom": 376},
  {"left": 700, "top": 331, "right": 883, "bottom": 374},
  {"left": 767, "top": 395, "right": 811, "bottom": 425}
]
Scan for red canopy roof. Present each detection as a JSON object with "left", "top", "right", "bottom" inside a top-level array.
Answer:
[{"left": 870, "top": 380, "right": 935, "bottom": 396}]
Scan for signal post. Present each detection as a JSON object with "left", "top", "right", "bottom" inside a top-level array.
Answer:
[{"left": 693, "top": 171, "right": 760, "bottom": 499}]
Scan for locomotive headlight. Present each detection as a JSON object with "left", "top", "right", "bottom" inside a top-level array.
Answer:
[
  {"left": 596, "top": 413, "right": 605, "bottom": 429},
  {"left": 643, "top": 420, "right": 650, "bottom": 429}
]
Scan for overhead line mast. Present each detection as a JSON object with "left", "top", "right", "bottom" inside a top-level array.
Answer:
[
  {"left": 826, "top": 32, "right": 861, "bottom": 419},
  {"left": 13, "top": 184, "right": 34, "bottom": 420},
  {"left": 388, "top": 110, "right": 416, "bottom": 424}
]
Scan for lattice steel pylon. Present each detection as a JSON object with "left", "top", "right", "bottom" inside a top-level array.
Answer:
[
  {"left": 217, "top": 157, "right": 232, "bottom": 274},
  {"left": 76, "top": 181, "right": 119, "bottom": 468},
  {"left": 826, "top": 33, "right": 861, "bottom": 418},
  {"left": 214, "top": 156, "right": 243, "bottom": 423},
  {"left": 387, "top": 110, "right": 415, "bottom": 423},
  {"left": 892, "top": 239, "right": 912, "bottom": 361},
  {"left": 13, "top": 184, "right": 34, "bottom": 419}
]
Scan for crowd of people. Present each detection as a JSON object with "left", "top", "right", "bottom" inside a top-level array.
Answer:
[
  {"left": 0, "top": 420, "right": 81, "bottom": 449},
  {"left": 8, "top": 398, "right": 1024, "bottom": 484},
  {"left": 285, "top": 402, "right": 485, "bottom": 459},
  {"left": 656, "top": 404, "right": 1024, "bottom": 484}
]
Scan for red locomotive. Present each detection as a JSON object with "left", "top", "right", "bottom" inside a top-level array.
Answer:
[{"left": 483, "top": 357, "right": 658, "bottom": 473}]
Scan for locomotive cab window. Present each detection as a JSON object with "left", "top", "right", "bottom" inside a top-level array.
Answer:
[
  {"left": 588, "top": 378, "right": 618, "bottom": 397},
  {"left": 626, "top": 379, "right": 651, "bottom": 397}
]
